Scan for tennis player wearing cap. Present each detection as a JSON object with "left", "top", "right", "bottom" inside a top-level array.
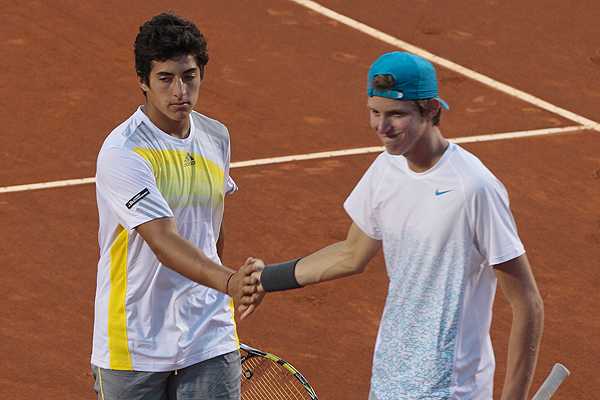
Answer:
[{"left": 240, "top": 52, "right": 544, "bottom": 399}]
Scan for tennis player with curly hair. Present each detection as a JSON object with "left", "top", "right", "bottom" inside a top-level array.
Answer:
[{"left": 91, "top": 12, "right": 252, "bottom": 399}]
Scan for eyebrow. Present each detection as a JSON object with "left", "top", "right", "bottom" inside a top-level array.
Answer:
[
  {"left": 155, "top": 68, "right": 198, "bottom": 76},
  {"left": 368, "top": 106, "right": 407, "bottom": 113}
]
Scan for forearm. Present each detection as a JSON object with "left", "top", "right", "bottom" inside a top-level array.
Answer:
[
  {"left": 295, "top": 241, "right": 365, "bottom": 286},
  {"left": 500, "top": 300, "right": 544, "bottom": 400},
  {"left": 153, "top": 230, "right": 234, "bottom": 293},
  {"left": 259, "top": 223, "right": 380, "bottom": 292}
]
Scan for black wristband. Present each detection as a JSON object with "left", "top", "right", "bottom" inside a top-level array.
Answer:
[{"left": 260, "top": 258, "right": 302, "bottom": 292}]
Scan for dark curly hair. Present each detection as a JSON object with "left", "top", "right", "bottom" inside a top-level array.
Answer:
[{"left": 134, "top": 13, "right": 209, "bottom": 85}]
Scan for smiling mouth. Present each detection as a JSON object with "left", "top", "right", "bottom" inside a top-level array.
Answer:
[{"left": 381, "top": 132, "right": 403, "bottom": 140}]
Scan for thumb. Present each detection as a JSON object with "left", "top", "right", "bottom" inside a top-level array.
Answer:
[{"left": 239, "top": 304, "right": 256, "bottom": 320}]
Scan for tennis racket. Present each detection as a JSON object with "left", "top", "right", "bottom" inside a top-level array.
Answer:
[
  {"left": 531, "top": 363, "right": 570, "bottom": 400},
  {"left": 240, "top": 343, "right": 318, "bottom": 400}
]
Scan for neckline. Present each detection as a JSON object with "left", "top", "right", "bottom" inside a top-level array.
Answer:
[
  {"left": 135, "top": 106, "right": 195, "bottom": 144},
  {"left": 387, "top": 142, "right": 456, "bottom": 177}
]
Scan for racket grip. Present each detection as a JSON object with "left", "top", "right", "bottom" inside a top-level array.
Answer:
[{"left": 531, "top": 363, "right": 570, "bottom": 400}]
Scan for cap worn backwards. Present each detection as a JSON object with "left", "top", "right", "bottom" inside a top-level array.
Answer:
[{"left": 367, "top": 51, "right": 449, "bottom": 110}]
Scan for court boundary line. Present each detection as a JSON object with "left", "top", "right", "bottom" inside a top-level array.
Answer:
[
  {"left": 0, "top": 125, "right": 587, "bottom": 194},
  {"left": 3, "top": 2, "right": 597, "bottom": 196},
  {"left": 288, "top": 0, "right": 600, "bottom": 132}
]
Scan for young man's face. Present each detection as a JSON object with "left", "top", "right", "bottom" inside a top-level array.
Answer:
[
  {"left": 367, "top": 96, "right": 430, "bottom": 156},
  {"left": 141, "top": 54, "right": 202, "bottom": 123}
]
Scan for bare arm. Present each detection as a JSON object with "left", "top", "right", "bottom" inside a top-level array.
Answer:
[
  {"left": 136, "top": 217, "right": 234, "bottom": 294},
  {"left": 495, "top": 253, "right": 544, "bottom": 400},
  {"left": 295, "top": 222, "right": 382, "bottom": 285},
  {"left": 238, "top": 222, "right": 381, "bottom": 319}
]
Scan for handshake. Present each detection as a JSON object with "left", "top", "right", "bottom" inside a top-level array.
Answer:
[{"left": 228, "top": 257, "right": 267, "bottom": 320}]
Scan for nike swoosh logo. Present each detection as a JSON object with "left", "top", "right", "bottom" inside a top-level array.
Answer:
[{"left": 435, "top": 189, "right": 453, "bottom": 196}]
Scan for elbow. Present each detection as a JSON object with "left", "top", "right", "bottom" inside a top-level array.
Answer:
[
  {"left": 529, "top": 290, "right": 544, "bottom": 316},
  {"left": 528, "top": 297, "right": 544, "bottom": 331},
  {"left": 150, "top": 243, "right": 169, "bottom": 266},
  {"left": 351, "top": 261, "right": 368, "bottom": 275},
  {"left": 341, "top": 242, "right": 369, "bottom": 276},
  {"left": 144, "top": 234, "right": 173, "bottom": 267},
  {"left": 534, "top": 294, "right": 544, "bottom": 321},
  {"left": 530, "top": 294, "right": 544, "bottom": 338},
  {"left": 339, "top": 257, "right": 368, "bottom": 277},
  {"left": 154, "top": 249, "right": 169, "bottom": 266},
  {"left": 514, "top": 292, "right": 545, "bottom": 323},
  {"left": 343, "top": 252, "right": 368, "bottom": 276}
]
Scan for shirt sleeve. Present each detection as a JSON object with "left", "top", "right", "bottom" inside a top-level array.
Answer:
[
  {"left": 223, "top": 127, "right": 238, "bottom": 196},
  {"left": 96, "top": 146, "right": 174, "bottom": 230},
  {"left": 343, "top": 159, "right": 382, "bottom": 240},
  {"left": 469, "top": 177, "right": 525, "bottom": 266}
]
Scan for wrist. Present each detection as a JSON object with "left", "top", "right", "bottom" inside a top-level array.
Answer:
[
  {"left": 260, "top": 258, "right": 303, "bottom": 292},
  {"left": 225, "top": 272, "right": 235, "bottom": 295}
]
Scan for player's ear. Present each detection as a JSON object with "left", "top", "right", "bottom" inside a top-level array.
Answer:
[
  {"left": 428, "top": 99, "right": 442, "bottom": 114},
  {"left": 139, "top": 77, "right": 150, "bottom": 92},
  {"left": 424, "top": 99, "right": 441, "bottom": 122}
]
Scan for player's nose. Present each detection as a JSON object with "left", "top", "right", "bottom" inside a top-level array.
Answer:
[
  {"left": 172, "top": 77, "right": 186, "bottom": 97},
  {"left": 377, "top": 117, "right": 392, "bottom": 134}
]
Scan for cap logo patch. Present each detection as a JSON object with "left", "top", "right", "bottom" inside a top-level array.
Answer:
[{"left": 372, "top": 74, "right": 396, "bottom": 90}]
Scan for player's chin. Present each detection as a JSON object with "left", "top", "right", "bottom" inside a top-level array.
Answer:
[
  {"left": 378, "top": 135, "right": 406, "bottom": 155},
  {"left": 168, "top": 109, "right": 192, "bottom": 121},
  {"left": 383, "top": 142, "right": 408, "bottom": 156}
]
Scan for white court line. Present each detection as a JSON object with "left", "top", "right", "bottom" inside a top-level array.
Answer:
[
  {"left": 2, "top": 3, "right": 595, "bottom": 196},
  {"left": 288, "top": 0, "right": 600, "bottom": 132},
  {"left": 0, "top": 125, "right": 586, "bottom": 194}
]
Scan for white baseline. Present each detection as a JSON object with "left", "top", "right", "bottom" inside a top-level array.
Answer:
[{"left": 0, "top": 125, "right": 586, "bottom": 194}]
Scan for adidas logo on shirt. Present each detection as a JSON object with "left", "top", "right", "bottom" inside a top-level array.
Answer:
[{"left": 184, "top": 153, "right": 196, "bottom": 167}]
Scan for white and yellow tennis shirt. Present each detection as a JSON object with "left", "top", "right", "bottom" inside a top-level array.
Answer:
[{"left": 91, "top": 107, "right": 238, "bottom": 372}]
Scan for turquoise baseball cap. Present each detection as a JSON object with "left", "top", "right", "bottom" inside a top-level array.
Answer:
[{"left": 367, "top": 51, "right": 449, "bottom": 110}]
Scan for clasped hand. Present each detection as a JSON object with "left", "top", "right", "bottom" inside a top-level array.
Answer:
[{"left": 228, "top": 257, "right": 266, "bottom": 320}]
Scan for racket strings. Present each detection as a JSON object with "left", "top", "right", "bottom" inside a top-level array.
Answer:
[{"left": 241, "top": 353, "right": 311, "bottom": 400}]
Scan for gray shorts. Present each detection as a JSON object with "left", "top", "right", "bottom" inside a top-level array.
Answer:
[{"left": 92, "top": 351, "right": 241, "bottom": 400}]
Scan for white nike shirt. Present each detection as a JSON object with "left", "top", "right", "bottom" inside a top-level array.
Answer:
[
  {"left": 344, "top": 143, "right": 524, "bottom": 399},
  {"left": 92, "top": 107, "right": 238, "bottom": 371}
]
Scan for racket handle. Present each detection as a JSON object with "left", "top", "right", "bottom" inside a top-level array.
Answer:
[{"left": 531, "top": 363, "right": 570, "bottom": 400}]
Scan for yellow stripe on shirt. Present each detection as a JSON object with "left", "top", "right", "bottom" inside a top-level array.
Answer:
[
  {"left": 133, "top": 148, "right": 225, "bottom": 209},
  {"left": 108, "top": 225, "right": 132, "bottom": 370},
  {"left": 229, "top": 298, "right": 240, "bottom": 346}
]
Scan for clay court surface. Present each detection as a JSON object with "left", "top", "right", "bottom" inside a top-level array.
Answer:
[{"left": 1, "top": 1, "right": 599, "bottom": 399}]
